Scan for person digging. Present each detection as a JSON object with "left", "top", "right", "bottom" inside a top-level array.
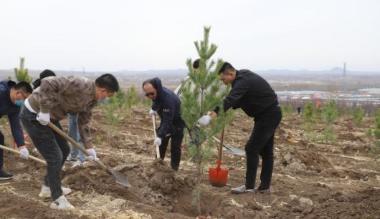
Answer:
[
  {"left": 0, "top": 80, "right": 33, "bottom": 180},
  {"left": 198, "top": 62, "right": 282, "bottom": 194},
  {"left": 34, "top": 70, "right": 87, "bottom": 167},
  {"left": 20, "top": 74, "right": 119, "bottom": 210},
  {"left": 142, "top": 77, "right": 185, "bottom": 171}
]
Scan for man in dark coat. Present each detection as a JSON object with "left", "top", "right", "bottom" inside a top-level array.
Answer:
[
  {"left": 143, "top": 77, "right": 185, "bottom": 171},
  {"left": 0, "top": 80, "right": 32, "bottom": 180},
  {"left": 198, "top": 62, "right": 282, "bottom": 194}
]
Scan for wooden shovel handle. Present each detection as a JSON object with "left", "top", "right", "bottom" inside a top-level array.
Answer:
[
  {"left": 0, "top": 144, "right": 46, "bottom": 165},
  {"left": 47, "top": 122, "right": 110, "bottom": 172},
  {"left": 152, "top": 115, "right": 160, "bottom": 159},
  {"left": 217, "top": 128, "right": 225, "bottom": 167},
  {"left": 47, "top": 122, "right": 89, "bottom": 156}
]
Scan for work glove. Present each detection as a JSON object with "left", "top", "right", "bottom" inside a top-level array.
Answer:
[
  {"left": 149, "top": 109, "right": 157, "bottom": 116},
  {"left": 86, "top": 148, "right": 98, "bottom": 161},
  {"left": 154, "top": 137, "right": 162, "bottom": 147},
  {"left": 198, "top": 115, "right": 212, "bottom": 126},
  {"left": 19, "top": 146, "right": 30, "bottom": 159},
  {"left": 37, "top": 112, "right": 50, "bottom": 126}
]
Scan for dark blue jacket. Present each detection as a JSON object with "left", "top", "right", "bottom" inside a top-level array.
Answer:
[
  {"left": 0, "top": 81, "right": 25, "bottom": 146},
  {"left": 150, "top": 78, "right": 184, "bottom": 138}
]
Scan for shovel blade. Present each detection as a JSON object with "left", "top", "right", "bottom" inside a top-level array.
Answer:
[
  {"left": 208, "top": 167, "right": 229, "bottom": 187},
  {"left": 223, "top": 144, "right": 245, "bottom": 157},
  {"left": 110, "top": 169, "right": 131, "bottom": 188}
]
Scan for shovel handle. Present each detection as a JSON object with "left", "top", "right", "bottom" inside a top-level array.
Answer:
[
  {"left": 47, "top": 122, "right": 89, "bottom": 156},
  {"left": 218, "top": 128, "right": 225, "bottom": 163},
  {"left": 0, "top": 144, "right": 46, "bottom": 165},
  {"left": 47, "top": 122, "right": 110, "bottom": 172},
  {"left": 152, "top": 115, "right": 160, "bottom": 159}
]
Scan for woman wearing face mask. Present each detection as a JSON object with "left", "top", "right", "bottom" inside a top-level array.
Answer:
[{"left": 0, "top": 80, "right": 33, "bottom": 180}]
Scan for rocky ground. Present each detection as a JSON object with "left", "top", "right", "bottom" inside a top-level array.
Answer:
[{"left": 0, "top": 106, "right": 379, "bottom": 219}]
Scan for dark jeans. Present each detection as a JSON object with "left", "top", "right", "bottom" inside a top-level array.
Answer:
[
  {"left": 159, "top": 127, "right": 184, "bottom": 171},
  {"left": 0, "top": 130, "right": 4, "bottom": 170},
  {"left": 245, "top": 106, "right": 282, "bottom": 189},
  {"left": 20, "top": 106, "right": 70, "bottom": 200}
]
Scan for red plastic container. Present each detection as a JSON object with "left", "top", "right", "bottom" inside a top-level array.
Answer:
[{"left": 208, "top": 160, "right": 229, "bottom": 187}]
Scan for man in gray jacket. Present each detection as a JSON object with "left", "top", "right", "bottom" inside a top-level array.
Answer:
[{"left": 20, "top": 73, "right": 119, "bottom": 210}]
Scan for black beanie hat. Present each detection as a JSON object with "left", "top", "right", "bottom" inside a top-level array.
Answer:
[{"left": 39, "top": 69, "right": 56, "bottom": 79}]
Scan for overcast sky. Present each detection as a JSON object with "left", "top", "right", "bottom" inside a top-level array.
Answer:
[{"left": 0, "top": 0, "right": 379, "bottom": 72}]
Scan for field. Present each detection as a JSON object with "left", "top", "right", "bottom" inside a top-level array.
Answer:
[{"left": 0, "top": 101, "right": 379, "bottom": 219}]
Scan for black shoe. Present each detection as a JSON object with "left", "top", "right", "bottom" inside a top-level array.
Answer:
[{"left": 0, "top": 170, "right": 13, "bottom": 180}]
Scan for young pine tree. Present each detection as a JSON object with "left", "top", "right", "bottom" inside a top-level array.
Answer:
[
  {"left": 180, "top": 27, "right": 233, "bottom": 214},
  {"left": 321, "top": 100, "right": 339, "bottom": 143},
  {"left": 14, "top": 57, "right": 32, "bottom": 83}
]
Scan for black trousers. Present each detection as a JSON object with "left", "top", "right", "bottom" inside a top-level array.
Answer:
[
  {"left": 20, "top": 106, "right": 70, "bottom": 200},
  {"left": 0, "top": 130, "right": 4, "bottom": 170},
  {"left": 245, "top": 106, "right": 282, "bottom": 189},
  {"left": 159, "top": 127, "right": 184, "bottom": 171}
]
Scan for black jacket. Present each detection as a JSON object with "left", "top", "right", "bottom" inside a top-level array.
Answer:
[
  {"left": 0, "top": 80, "right": 25, "bottom": 146},
  {"left": 150, "top": 78, "right": 185, "bottom": 138},
  {"left": 221, "top": 70, "right": 278, "bottom": 118}
]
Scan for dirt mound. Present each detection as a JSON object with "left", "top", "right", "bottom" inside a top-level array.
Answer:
[
  {"left": 280, "top": 149, "right": 334, "bottom": 172},
  {"left": 62, "top": 165, "right": 142, "bottom": 203},
  {"left": 143, "top": 160, "right": 194, "bottom": 195}
]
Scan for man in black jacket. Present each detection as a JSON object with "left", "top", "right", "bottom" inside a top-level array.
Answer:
[
  {"left": 0, "top": 80, "right": 33, "bottom": 180},
  {"left": 198, "top": 62, "right": 282, "bottom": 194},
  {"left": 142, "top": 78, "right": 185, "bottom": 171}
]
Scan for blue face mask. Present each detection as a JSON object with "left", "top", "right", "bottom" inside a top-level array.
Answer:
[
  {"left": 15, "top": 100, "right": 25, "bottom": 107},
  {"left": 97, "top": 98, "right": 109, "bottom": 105}
]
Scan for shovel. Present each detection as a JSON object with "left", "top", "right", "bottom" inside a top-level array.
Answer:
[
  {"left": 151, "top": 115, "right": 161, "bottom": 159},
  {"left": 211, "top": 136, "right": 245, "bottom": 157},
  {"left": 208, "top": 128, "right": 229, "bottom": 187},
  {"left": 0, "top": 144, "right": 46, "bottom": 165},
  {"left": 47, "top": 122, "right": 131, "bottom": 188}
]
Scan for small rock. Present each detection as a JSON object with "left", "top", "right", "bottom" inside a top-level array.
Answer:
[
  {"left": 279, "top": 201, "right": 290, "bottom": 208},
  {"left": 288, "top": 162, "right": 306, "bottom": 171},
  {"left": 222, "top": 198, "right": 244, "bottom": 208},
  {"left": 315, "top": 182, "right": 329, "bottom": 188},
  {"left": 284, "top": 152, "right": 292, "bottom": 162},
  {"left": 246, "top": 201, "right": 263, "bottom": 211},
  {"left": 299, "top": 197, "right": 313, "bottom": 207},
  {"left": 292, "top": 206, "right": 303, "bottom": 213},
  {"left": 101, "top": 198, "right": 126, "bottom": 212}
]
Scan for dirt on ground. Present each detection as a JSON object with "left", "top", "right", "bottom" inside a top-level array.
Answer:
[{"left": 0, "top": 106, "right": 379, "bottom": 218}]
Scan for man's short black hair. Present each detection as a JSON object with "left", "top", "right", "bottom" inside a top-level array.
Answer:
[
  {"left": 14, "top": 81, "right": 33, "bottom": 94},
  {"left": 95, "top": 73, "right": 119, "bottom": 93},
  {"left": 142, "top": 79, "right": 152, "bottom": 88},
  {"left": 218, "top": 62, "right": 235, "bottom": 74},
  {"left": 193, "top": 59, "right": 200, "bottom": 69}
]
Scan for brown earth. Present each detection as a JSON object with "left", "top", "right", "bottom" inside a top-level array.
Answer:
[{"left": 0, "top": 106, "right": 379, "bottom": 218}]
